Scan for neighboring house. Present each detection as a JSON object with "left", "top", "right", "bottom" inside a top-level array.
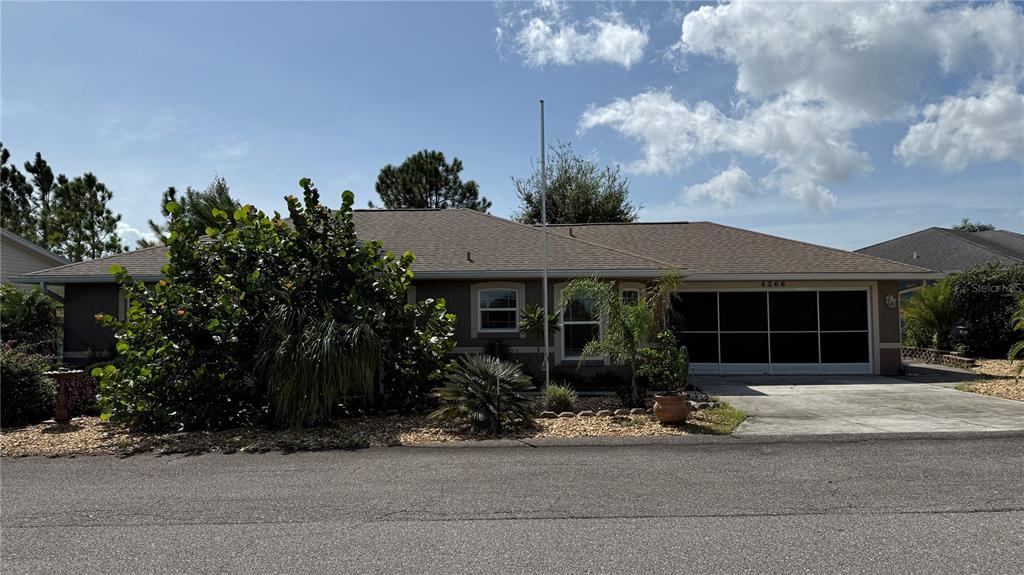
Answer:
[
  {"left": 13, "top": 209, "right": 938, "bottom": 375},
  {"left": 1, "top": 227, "right": 69, "bottom": 290},
  {"left": 857, "top": 227, "right": 1024, "bottom": 275}
]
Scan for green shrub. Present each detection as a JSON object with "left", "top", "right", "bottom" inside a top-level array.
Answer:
[
  {"left": 543, "top": 383, "right": 577, "bottom": 413},
  {"left": 901, "top": 313, "right": 934, "bottom": 348},
  {"left": 0, "top": 344, "right": 56, "bottom": 427},
  {"left": 638, "top": 330, "right": 690, "bottom": 391},
  {"left": 430, "top": 355, "right": 535, "bottom": 434},
  {"left": 947, "top": 264, "right": 1024, "bottom": 357},
  {"left": 902, "top": 280, "right": 957, "bottom": 350},
  {"left": 95, "top": 179, "right": 456, "bottom": 431},
  {"left": 0, "top": 284, "right": 61, "bottom": 355}
]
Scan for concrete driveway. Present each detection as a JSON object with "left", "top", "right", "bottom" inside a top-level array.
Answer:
[{"left": 700, "top": 373, "right": 1024, "bottom": 435}]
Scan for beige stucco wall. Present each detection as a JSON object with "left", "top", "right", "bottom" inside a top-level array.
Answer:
[{"left": 418, "top": 277, "right": 905, "bottom": 377}]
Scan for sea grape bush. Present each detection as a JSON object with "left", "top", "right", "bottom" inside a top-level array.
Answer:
[{"left": 95, "top": 179, "right": 455, "bottom": 431}]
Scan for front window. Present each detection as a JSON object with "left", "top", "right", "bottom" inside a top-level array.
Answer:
[
  {"left": 478, "top": 288, "right": 518, "bottom": 331},
  {"left": 621, "top": 289, "right": 640, "bottom": 306},
  {"left": 563, "top": 295, "right": 601, "bottom": 358}
]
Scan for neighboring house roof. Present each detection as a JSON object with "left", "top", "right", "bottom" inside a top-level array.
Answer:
[
  {"left": 547, "top": 221, "right": 931, "bottom": 278},
  {"left": 856, "top": 227, "right": 1024, "bottom": 273},
  {"left": 11, "top": 210, "right": 938, "bottom": 283},
  {"left": 1, "top": 228, "right": 70, "bottom": 284}
]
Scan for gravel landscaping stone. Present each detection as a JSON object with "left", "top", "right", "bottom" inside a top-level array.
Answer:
[
  {"left": 960, "top": 359, "right": 1024, "bottom": 402},
  {"left": 1, "top": 401, "right": 748, "bottom": 457}
]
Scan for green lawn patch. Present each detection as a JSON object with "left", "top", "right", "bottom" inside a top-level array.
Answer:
[{"left": 686, "top": 401, "right": 748, "bottom": 435}]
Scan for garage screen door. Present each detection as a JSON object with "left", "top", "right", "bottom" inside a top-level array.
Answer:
[{"left": 671, "top": 290, "right": 871, "bottom": 374}]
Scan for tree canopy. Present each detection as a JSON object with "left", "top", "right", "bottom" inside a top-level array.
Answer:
[
  {"left": 953, "top": 218, "right": 996, "bottom": 232},
  {"left": 373, "top": 150, "right": 490, "bottom": 211},
  {"left": 513, "top": 141, "right": 639, "bottom": 225},
  {"left": 140, "top": 176, "right": 240, "bottom": 247},
  {"left": 1, "top": 144, "right": 123, "bottom": 261}
]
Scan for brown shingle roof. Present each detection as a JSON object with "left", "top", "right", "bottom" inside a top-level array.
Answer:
[
  {"left": 547, "top": 221, "right": 932, "bottom": 276},
  {"left": 351, "top": 209, "right": 671, "bottom": 275},
  {"left": 13, "top": 210, "right": 936, "bottom": 283}
]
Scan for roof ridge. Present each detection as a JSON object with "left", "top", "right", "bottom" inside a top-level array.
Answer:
[
  {"left": 937, "top": 227, "right": 1024, "bottom": 262},
  {"left": 856, "top": 227, "right": 941, "bottom": 252},
  {"left": 706, "top": 221, "right": 934, "bottom": 273},
  {"left": 458, "top": 209, "right": 678, "bottom": 270},
  {"left": 547, "top": 220, "right": 703, "bottom": 227}
]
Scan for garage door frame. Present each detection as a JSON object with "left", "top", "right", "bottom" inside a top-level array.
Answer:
[{"left": 673, "top": 286, "right": 874, "bottom": 376}]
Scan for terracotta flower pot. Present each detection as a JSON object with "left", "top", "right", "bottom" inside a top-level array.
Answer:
[{"left": 653, "top": 392, "right": 691, "bottom": 424}]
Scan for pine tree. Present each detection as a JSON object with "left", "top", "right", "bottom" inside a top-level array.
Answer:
[
  {"left": 141, "top": 177, "right": 240, "bottom": 247},
  {"left": 51, "top": 173, "right": 123, "bottom": 261},
  {"left": 0, "top": 143, "right": 37, "bottom": 239},
  {"left": 513, "top": 141, "right": 639, "bottom": 225},
  {"left": 373, "top": 150, "right": 490, "bottom": 211},
  {"left": 23, "top": 152, "right": 57, "bottom": 248}
]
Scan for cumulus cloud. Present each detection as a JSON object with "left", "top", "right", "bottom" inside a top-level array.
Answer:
[
  {"left": 895, "top": 84, "right": 1024, "bottom": 171},
  {"left": 579, "top": 0, "right": 1023, "bottom": 212},
  {"left": 580, "top": 91, "right": 865, "bottom": 211},
  {"left": 683, "top": 167, "right": 754, "bottom": 208},
  {"left": 116, "top": 221, "right": 156, "bottom": 246},
  {"left": 498, "top": 2, "right": 648, "bottom": 69}
]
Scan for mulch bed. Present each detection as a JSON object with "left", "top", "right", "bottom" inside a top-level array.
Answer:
[{"left": 1, "top": 396, "right": 741, "bottom": 458}]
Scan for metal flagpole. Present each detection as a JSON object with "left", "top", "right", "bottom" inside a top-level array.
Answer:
[{"left": 540, "top": 100, "right": 551, "bottom": 388}]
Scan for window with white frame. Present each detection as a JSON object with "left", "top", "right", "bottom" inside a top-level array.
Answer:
[
  {"left": 478, "top": 288, "right": 518, "bottom": 332},
  {"left": 621, "top": 289, "right": 640, "bottom": 307},
  {"left": 562, "top": 294, "right": 601, "bottom": 358}
]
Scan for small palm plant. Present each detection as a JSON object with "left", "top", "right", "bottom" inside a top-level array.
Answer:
[
  {"left": 518, "top": 304, "right": 560, "bottom": 374},
  {"left": 902, "top": 280, "right": 957, "bottom": 350},
  {"left": 1008, "top": 295, "right": 1024, "bottom": 380},
  {"left": 560, "top": 272, "right": 681, "bottom": 407},
  {"left": 430, "top": 355, "right": 535, "bottom": 434}
]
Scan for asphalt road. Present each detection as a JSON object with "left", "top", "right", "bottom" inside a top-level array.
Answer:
[{"left": 3, "top": 434, "right": 1023, "bottom": 574}]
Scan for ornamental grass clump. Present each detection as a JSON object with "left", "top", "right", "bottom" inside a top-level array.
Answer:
[
  {"left": 543, "top": 383, "right": 577, "bottom": 413},
  {"left": 430, "top": 355, "right": 535, "bottom": 434}
]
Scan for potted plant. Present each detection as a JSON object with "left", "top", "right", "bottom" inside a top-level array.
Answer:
[{"left": 639, "top": 330, "right": 691, "bottom": 424}]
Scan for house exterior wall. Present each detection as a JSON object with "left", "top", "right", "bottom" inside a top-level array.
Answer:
[
  {"left": 418, "top": 277, "right": 906, "bottom": 377},
  {"left": 1, "top": 241, "right": 64, "bottom": 289},
  {"left": 54, "top": 276, "right": 907, "bottom": 376},
  {"left": 62, "top": 283, "right": 120, "bottom": 364}
]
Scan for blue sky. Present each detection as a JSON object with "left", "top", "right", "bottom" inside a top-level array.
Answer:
[{"left": 2, "top": 1, "right": 1022, "bottom": 251}]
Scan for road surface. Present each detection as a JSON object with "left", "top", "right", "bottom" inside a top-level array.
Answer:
[{"left": 2, "top": 434, "right": 1023, "bottom": 574}]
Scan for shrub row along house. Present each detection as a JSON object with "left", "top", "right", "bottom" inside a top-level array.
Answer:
[{"left": 13, "top": 209, "right": 938, "bottom": 377}]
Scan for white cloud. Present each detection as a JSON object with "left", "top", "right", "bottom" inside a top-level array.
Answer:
[
  {"left": 683, "top": 167, "right": 754, "bottom": 208},
  {"left": 679, "top": 1, "right": 1022, "bottom": 118},
  {"left": 499, "top": 2, "right": 648, "bottom": 69},
  {"left": 580, "top": 0, "right": 1023, "bottom": 212},
  {"left": 895, "top": 84, "right": 1024, "bottom": 171},
  {"left": 580, "top": 91, "right": 865, "bottom": 211},
  {"left": 116, "top": 221, "right": 156, "bottom": 246}
]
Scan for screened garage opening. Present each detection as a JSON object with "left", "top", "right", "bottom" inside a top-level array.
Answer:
[{"left": 670, "top": 290, "right": 872, "bottom": 375}]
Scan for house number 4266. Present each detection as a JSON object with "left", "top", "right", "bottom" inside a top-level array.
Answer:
[{"left": 761, "top": 280, "right": 786, "bottom": 288}]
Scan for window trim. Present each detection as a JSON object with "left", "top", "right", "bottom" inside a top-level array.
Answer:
[
  {"left": 556, "top": 282, "right": 604, "bottom": 362},
  {"left": 470, "top": 282, "right": 526, "bottom": 338},
  {"left": 619, "top": 281, "right": 644, "bottom": 307}
]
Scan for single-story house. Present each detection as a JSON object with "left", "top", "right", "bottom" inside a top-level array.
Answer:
[
  {"left": 857, "top": 227, "right": 1024, "bottom": 295},
  {"left": 1, "top": 227, "right": 68, "bottom": 290},
  {"left": 13, "top": 209, "right": 940, "bottom": 375}
]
